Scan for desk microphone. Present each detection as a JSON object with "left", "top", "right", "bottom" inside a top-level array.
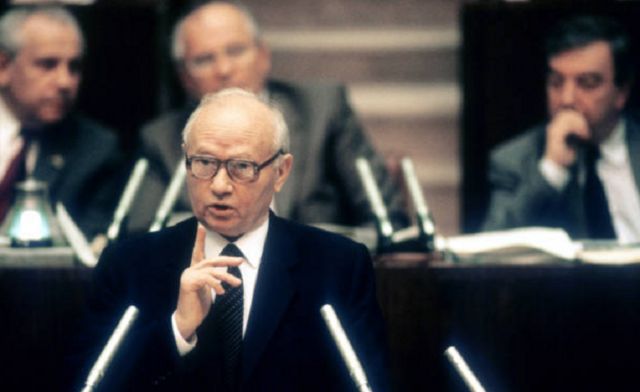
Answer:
[
  {"left": 444, "top": 346, "right": 486, "bottom": 392},
  {"left": 107, "top": 158, "right": 148, "bottom": 241},
  {"left": 81, "top": 306, "right": 139, "bottom": 392},
  {"left": 149, "top": 160, "right": 186, "bottom": 232},
  {"left": 320, "top": 304, "right": 373, "bottom": 392},
  {"left": 355, "top": 157, "right": 393, "bottom": 249},
  {"left": 400, "top": 157, "right": 436, "bottom": 251}
]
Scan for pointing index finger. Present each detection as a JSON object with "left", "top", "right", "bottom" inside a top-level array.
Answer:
[{"left": 191, "top": 224, "right": 206, "bottom": 266}]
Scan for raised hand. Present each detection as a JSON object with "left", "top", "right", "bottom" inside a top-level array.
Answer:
[{"left": 174, "top": 225, "right": 243, "bottom": 341}]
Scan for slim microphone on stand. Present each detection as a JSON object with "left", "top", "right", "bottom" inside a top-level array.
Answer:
[
  {"left": 400, "top": 157, "right": 436, "bottom": 251},
  {"left": 444, "top": 346, "right": 486, "bottom": 392},
  {"left": 81, "top": 306, "right": 139, "bottom": 392},
  {"left": 149, "top": 160, "right": 186, "bottom": 232},
  {"left": 320, "top": 304, "right": 373, "bottom": 392},
  {"left": 107, "top": 158, "right": 148, "bottom": 241},
  {"left": 56, "top": 202, "right": 97, "bottom": 267},
  {"left": 356, "top": 157, "right": 393, "bottom": 251}
]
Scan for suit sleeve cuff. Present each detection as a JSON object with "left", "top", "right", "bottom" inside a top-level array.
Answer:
[
  {"left": 171, "top": 311, "right": 197, "bottom": 356},
  {"left": 539, "top": 157, "right": 570, "bottom": 191}
]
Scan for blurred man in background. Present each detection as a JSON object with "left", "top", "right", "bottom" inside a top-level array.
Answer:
[
  {"left": 0, "top": 5, "right": 123, "bottom": 238},
  {"left": 483, "top": 15, "right": 639, "bottom": 242},
  {"left": 129, "top": 1, "right": 407, "bottom": 233}
]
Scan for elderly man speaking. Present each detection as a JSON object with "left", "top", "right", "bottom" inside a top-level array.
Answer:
[{"left": 81, "top": 88, "right": 390, "bottom": 391}]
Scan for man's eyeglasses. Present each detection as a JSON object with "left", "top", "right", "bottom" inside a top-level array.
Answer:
[
  {"left": 185, "top": 150, "right": 284, "bottom": 183},
  {"left": 182, "top": 43, "right": 252, "bottom": 76}
]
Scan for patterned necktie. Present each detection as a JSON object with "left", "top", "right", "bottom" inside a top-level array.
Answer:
[
  {"left": 584, "top": 146, "right": 616, "bottom": 239},
  {"left": 213, "top": 243, "right": 244, "bottom": 391}
]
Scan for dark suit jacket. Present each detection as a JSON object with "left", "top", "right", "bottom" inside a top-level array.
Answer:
[
  {"left": 128, "top": 79, "right": 407, "bottom": 232},
  {"left": 482, "top": 113, "right": 640, "bottom": 238},
  {"left": 30, "top": 114, "right": 124, "bottom": 237},
  {"left": 80, "top": 214, "right": 390, "bottom": 391}
]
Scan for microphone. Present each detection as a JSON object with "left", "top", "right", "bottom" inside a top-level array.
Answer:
[
  {"left": 81, "top": 306, "right": 139, "bottom": 392},
  {"left": 320, "top": 304, "right": 372, "bottom": 392},
  {"left": 56, "top": 202, "right": 98, "bottom": 267},
  {"left": 355, "top": 157, "right": 393, "bottom": 250},
  {"left": 444, "top": 346, "right": 486, "bottom": 392},
  {"left": 107, "top": 158, "right": 148, "bottom": 241},
  {"left": 149, "top": 160, "right": 186, "bottom": 232},
  {"left": 400, "top": 157, "right": 436, "bottom": 251}
]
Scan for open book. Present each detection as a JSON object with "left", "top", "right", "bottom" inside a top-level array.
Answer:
[{"left": 440, "top": 227, "right": 640, "bottom": 265}]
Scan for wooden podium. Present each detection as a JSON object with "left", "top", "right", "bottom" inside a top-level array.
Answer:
[{"left": 2, "top": 249, "right": 640, "bottom": 391}]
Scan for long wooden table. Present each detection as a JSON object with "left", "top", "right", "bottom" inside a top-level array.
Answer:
[{"left": 2, "top": 251, "right": 640, "bottom": 391}]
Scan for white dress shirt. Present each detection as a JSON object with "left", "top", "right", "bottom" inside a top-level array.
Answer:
[
  {"left": 171, "top": 216, "right": 269, "bottom": 355},
  {"left": 539, "top": 119, "right": 640, "bottom": 243},
  {"left": 0, "top": 96, "right": 24, "bottom": 180}
]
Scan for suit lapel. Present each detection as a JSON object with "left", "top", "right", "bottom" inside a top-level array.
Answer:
[
  {"left": 32, "top": 123, "right": 70, "bottom": 193},
  {"left": 241, "top": 214, "right": 297, "bottom": 383}
]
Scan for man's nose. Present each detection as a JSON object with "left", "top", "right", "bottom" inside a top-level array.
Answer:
[
  {"left": 214, "top": 55, "right": 233, "bottom": 78},
  {"left": 55, "top": 64, "right": 78, "bottom": 90},
  {"left": 209, "top": 165, "right": 233, "bottom": 196},
  {"left": 559, "top": 82, "right": 577, "bottom": 107}
]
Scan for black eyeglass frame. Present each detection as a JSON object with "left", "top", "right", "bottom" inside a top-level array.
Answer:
[{"left": 185, "top": 149, "right": 285, "bottom": 183}]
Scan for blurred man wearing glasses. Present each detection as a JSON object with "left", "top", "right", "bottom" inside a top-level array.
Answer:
[
  {"left": 129, "top": 1, "right": 407, "bottom": 233},
  {"left": 0, "top": 5, "right": 123, "bottom": 237},
  {"left": 82, "top": 88, "right": 390, "bottom": 391}
]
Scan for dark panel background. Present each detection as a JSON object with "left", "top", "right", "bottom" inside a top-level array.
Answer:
[{"left": 461, "top": 1, "right": 640, "bottom": 233}]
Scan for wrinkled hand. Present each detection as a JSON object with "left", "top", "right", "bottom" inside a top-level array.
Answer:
[
  {"left": 545, "top": 109, "right": 590, "bottom": 167},
  {"left": 175, "top": 225, "right": 242, "bottom": 341}
]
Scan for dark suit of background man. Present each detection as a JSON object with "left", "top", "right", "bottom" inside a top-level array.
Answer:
[
  {"left": 483, "top": 15, "right": 640, "bottom": 242},
  {"left": 80, "top": 88, "right": 390, "bottom": 391},
  {"left": 128, "top": 0, "right": 407, "bottom": 233},
  {"left": 0, "top": 5, "right": 123, "bottom": 239}
]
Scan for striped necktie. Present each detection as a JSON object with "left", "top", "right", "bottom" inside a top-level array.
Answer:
[{"left": 213, "top": 243, "right": 244, "bottom": 391}]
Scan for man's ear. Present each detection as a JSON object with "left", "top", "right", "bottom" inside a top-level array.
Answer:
[
  {"left": 615, "top": 81, "right": 632, "bottom": 111},
  {"left": 255, "top": 39, "right": 272, "bottom": 82},
  {"left": 0, "top": 51, "right": 13, "bottom": 87},
  {"left": 274, "top": 153, "right": 293, "bottom": 192}
]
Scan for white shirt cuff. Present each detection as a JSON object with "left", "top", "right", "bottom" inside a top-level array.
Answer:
[
  {"left": 171, "top": 312, "right": 197, "bottom": 356},
  {"left": 539, "top": 157, "right": 570, "bottom": 191}
]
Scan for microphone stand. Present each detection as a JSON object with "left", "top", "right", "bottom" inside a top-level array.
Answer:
[
  {"left": 107, "top": 158, "right": 148, "bottom": 242},
  {"left": 356, "top": 157, "right": 394, "bottom": 252},
  {"left": 356, "top": 157, "right": 438, "bottom": 254},
  {"left": 81, "top": 306, "right": 139, "bottom": 392},
  {"left": 444, "top": 346, "right": 487, "bottom": 392},
  {"left": 400, "top": 157, "right": 437, "bottom": 252},
  {"left": 149, "top": 160, "right": 186, "bottom": 232},
  {"left": 321, "top": 304, "right": 373, "bottom": 392}
]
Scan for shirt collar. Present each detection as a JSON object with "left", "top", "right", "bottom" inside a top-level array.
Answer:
[
  {"left": 203, "top": 216, "right": 270, "bottom": 269},
  {"left": 0, "top": 95, "right": 20, "bottom": 141}
]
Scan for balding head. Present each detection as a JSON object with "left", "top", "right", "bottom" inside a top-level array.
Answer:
[
  {"left": 183, "top": 88, "right": 292, "bottom": 237},
  {"left": 0, "top": 5, "right": 83, "bottom": 126},
  {"left": 171, "top": 2, "right": 271, "bottom": 100}
]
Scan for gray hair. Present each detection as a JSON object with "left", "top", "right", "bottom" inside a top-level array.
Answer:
[
  {"left": 0, "top": 5, "right": 84, "bottom": 58},
  {"left": 171, "top": 1, "right": 261, "bottom": 63},
  {"left": 182, "top": 87, "right": 290, "bottom": 157}
]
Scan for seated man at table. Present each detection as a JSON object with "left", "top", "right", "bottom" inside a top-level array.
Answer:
[
  {"left": 483, "top": 15, "right": 640, "bottom": 242},
  {"left": 128, "top": 1, "right": 407, "bottom": 233},
  {"left": 0, "top": 5, "right": 124, "bottom": 238},
  {"left": 79, "top": 88, "right": 390, "bottom": 391}
]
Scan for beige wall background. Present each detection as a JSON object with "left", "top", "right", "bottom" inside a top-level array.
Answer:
[{"left": 246, "top": 0, "right": 462, "bottom": 235}]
